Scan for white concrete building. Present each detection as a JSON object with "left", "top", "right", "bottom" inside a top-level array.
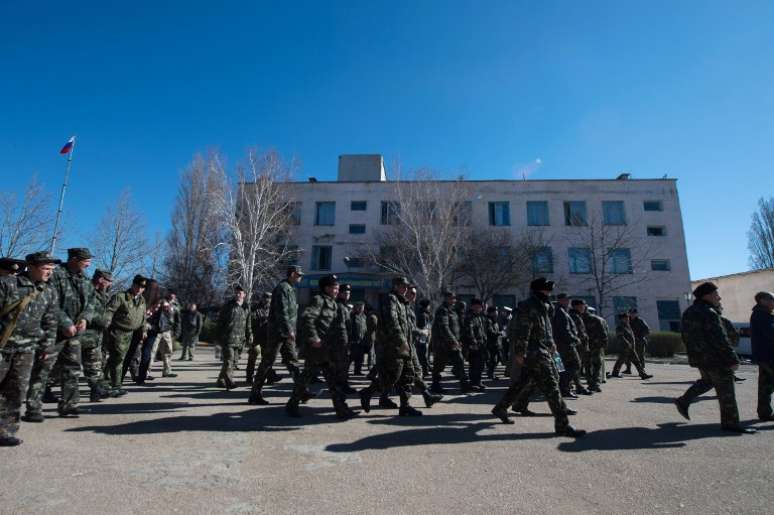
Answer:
[{"left": 275, "top": 155, "right": 692, "bottom": 331}]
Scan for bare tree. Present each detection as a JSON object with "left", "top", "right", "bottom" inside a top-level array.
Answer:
[
  {"left": 749, "top": 197, "right": 774, "bottom": 270},
  {"left": 358, "top": 168, "right": 472, "bottom": 301},
  {"left": 89, "top": 189, "right": 149, "bottom": 285},
  {"left": 568, "top": 213, "right": 654, "bottom": 317},
  {"left": 212, "top": 149, "right": 298, "bottom": 301},
  {"left": 0, "top": 177, "right": 54, "bottom": 257},
  {"left": 164, "top": 153, "right": 224, "bottom": 306},
  {"left": 457, "top": 229, "right": 547, "bottom": 303}
]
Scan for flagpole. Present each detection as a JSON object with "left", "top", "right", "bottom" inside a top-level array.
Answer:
[{"left": 50, "top": 138, "right": 76, "bottom": 253}]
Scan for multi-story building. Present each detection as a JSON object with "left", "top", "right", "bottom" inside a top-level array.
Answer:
[{"left": 274, "top": 154, "right": 692, "bottom": 331}]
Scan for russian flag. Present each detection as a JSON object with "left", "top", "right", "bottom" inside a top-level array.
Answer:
[{"left": 59, "top": 136, "right": 75, "bottom": 154}]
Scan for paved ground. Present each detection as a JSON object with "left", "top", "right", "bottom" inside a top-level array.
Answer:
[{"left": 2, "top": 349, "right": 773, "bottom": 515}]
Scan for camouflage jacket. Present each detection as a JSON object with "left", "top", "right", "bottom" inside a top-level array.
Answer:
[
  {"left": 250, "top": 305, "right": 269, "bottom": 346},
  {"left": 86, "top": 288, "right": 111, "bottom": 333},
  {"left": 404, "top": 299, "right": 417, "bottom": 345},
  {"left": 366, "top": 313, "right": 378, "bottom": 348},
  {"left": 50, "top": 264, "right": 95, "bottom": 333},
  {"left": 432, "top": 302, "right": 461, "bottom": 350},
  {"left": 217, "top": 299, "right": 251, "bottom": 347},
  {"left": 463, "top": 312, "right": 487, "bottom": 351},
  {"left": 681, "top": 300, "right": 739, "bottom": 370},
  {"left": 511, "top": 294, "right": 555, "bottom": 357},
  {"left": 630, "top": 317, "right": 651, "bottom": 341},
  {"left": 181, "top": 309, "right": 204, "bottom": 339},
  {"left": 350, "top": 311, "right": 368, "bottom": 346},
  {"left": 106, "top": 290, "right": 146, "bottom": 332},
  {"left": 616, "top": 321, "right": 636, "bottom": 349},
  {"left": 299, "top": 293, "right": 346, "bottom": 362},
  {"left": 552, "top": 304, "right": 580, "bottom": 353},
  {"left": 569, "top": 308, "right": 589, "bottom": 352},
  {"left": 485, "top": 316, "right": 501, "bottom": 348},
  {"left": 581, "top": 312, "right": 609, "bottom": 351},
  {"left": 721, "top": 317, "right": 739, "bottom": 347},
  {"left": 379, "top": 291, "right": 411, "bottom": 356},
  {"left": 336, "top": 298, "right": 351, "bottom": 347},
  {"left": 269, "top": 280, "right": 298, "bottom": 341},
  {"left": 0, "top": 274, "right": 58, "bottom": 352}
]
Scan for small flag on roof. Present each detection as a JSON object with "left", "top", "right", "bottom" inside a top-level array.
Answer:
[{"left": 59, "top": 136, "right": 75, "bottom": 154}]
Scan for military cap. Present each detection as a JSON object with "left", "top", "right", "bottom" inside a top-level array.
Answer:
[
  {"left": 530, "top": 277, "right": 555, "bottom": 292},
  {"left": 0, "top": 257, "right": 25, "bottom": 272},
  {"left": 93, "top": 269, "right": 113, "bottom": 282},
  {"left": 287, "top": 265, "right": 305, "bottom": 276},
  {"left": 25, "top": 251, "right": 61, "bottom": 265},
  {"left": 754, "top": 291, "right": 774, "bottom": 303},
  {"left": 319, "top": 274, "right": 339, "bottom": 289},
  {"left": 67, "top": 247, "right": 94, "bottom": 260},
  {"left": 556, "top": 293, "right": 569, "bottom": 300},
  {"left": 502, "top": 306, "right": 513, "bottom": 313},
  {"left": 234, "top": 284, "right": 245, "bottom": 292},
  {"left": 340, "top": 283, "right": 352, "bottom": 292},
  {"left": 486, "top": 305, "right": 498, "bottom": 313},
  {"left": 628, "top": 308, "right": 638, "bottom": 315},
  {"left": 471, "top": 298, "right": 484, "bottom": 306},
  {"left": 692, "top": 282, "right": 718, "bottom": 299},
  {"left": 132, "top": 274, "right": 148, "bottom": 287},
  {"left": 392, "top": 276, "right": 410, "bottom": 287},
  {"left": 571, "top": 298, "right": 587, "bottom": 307},
  {"left": 262, "top": 291, "right": 273, "bottom": 298}
]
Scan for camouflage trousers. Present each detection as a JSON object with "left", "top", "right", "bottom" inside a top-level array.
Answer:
[
  {"left": 80, "top": 330, "right": 108, "bottom": 391},
  {"left": 289, "top": 357, "right": 345, "bottom": 409},
  {"left": 586, "top": 347, "right": 604, "bottom": 388},
  {"left": 245, "top": 342, "right": 262, "bottom": 383},
  {"left": 626, "top": 338, "right": 648, "bottom": 371},
  {"left": 757, "top": 362, "right": 774, "bottom": 420},
  {"left": 249, "top": 337, "right": 300, "bottom": 396},
  {"left": 179, "top": 334, "right": 198, "bottom": 360},
  {"left": 217, "top": 344, "right": 240, "bottom": 389},
  {"left": 333, "top": 344, "right": 350, "bottom": 388},
  {"left": 0, "top": 350, "right": 35, "bottom": 438},
  {"left": 612, "top": 343, "right": 645, "bottom": 376},
  {"left": 495, "top": 352, "right": 570, "bottom": 432},
  {"left": 410, "top": 342, "right": 429, "bottom": 393},
  {"left": 679, "top": 367, "right": 739, "bottom": 428},
  {"left": 27, "top": 336, "right": 82, "bottom": 414},
  {"left": 362, "top": 352, "right": 415, "bottom": 405},
  {"left": 558, "top": 345, "right": 583, "bottom": 394},
  {"left": 467, "top": 347, "right": 486, "bottom": 386},
  {"left": 431, "top": 346, "right": 469, "bottom": 386}
]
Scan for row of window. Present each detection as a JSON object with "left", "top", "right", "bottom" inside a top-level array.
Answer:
[{"left": 297, "top": 199, "right": 666, "bottom": 228}]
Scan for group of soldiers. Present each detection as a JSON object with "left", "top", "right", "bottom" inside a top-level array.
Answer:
[{"left": 3, "top": 250, "right": 772, "bottom": 447}]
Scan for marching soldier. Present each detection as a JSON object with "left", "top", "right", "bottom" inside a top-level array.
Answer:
[
  {"left": 0, "top": 252, "right": 59, "bottom": 445},
  {"left": 179, "top": 303, "right": 203, "bottom": 361},
  {"left": 216, "top": 285, "right": 251, "bottom": 389},
  {"left": 553, "top": 293, "right": 590, "bottom": 396},
  {"left": 430, "top": 290, "right": 472, "bottom": 394},
  {"left": 610, "top": 312, "right": 652, "bottom": 380},
  {"left": 246, "top": 293, "right": 271, "bottom": 384},
  {"left": 81, "top": 269, "right": 115, "bottom": 401},
  {"left": 625, "top": 308, "right": 651, "bottom": 374},
  {"left": 349, "top": 301, "right": 368, "bottom": 376},
  {"left": 463, "top": 298, "right": 488, "bottom": 390}
]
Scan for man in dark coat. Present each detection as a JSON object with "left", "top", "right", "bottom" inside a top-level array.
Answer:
[{"left": 751, "top": 291, "right": 774, "bottom": 421}]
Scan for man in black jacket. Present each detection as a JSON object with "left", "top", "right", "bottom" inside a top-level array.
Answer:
[{"left": 751, "top": 291, "right": 774, "bottom": 421}]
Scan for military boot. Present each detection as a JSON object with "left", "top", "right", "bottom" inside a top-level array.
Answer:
[
  {"left": 89, "top": 387, "right": 104, "bottom": 403},
  {"left": 334, "top": 399, "right": 357, "bottom": 420},
  {"left": 359, "top": 387, "right": 373, "bottom": 413},
  {"left": 421, "top": 390, "right": 443, "bottom": 408},
  {"left": 675, "top": 398, "right": 690, "bottom": 420},
  {"left": 285, "top": 399, "right": 301, "bottom": 418},
  {"left": 379, "top": 395, "right": 398, "bottom": 409},
  {"left": 0, "top": 436, "right": 23, "bottom": 446},
  {"left": 21, "top": 412, "right": 44, "bottom": 423},
  {"left": 430, "top": 382, "right": 445, "bottom": 394},
  {"left": 460, "top": 380, "right": 474, "bottom": 394},
  {"left": 492, "top": 405, "right": 514, "bottom": 424},
  {"left": 399, "top": 404, "right": 423, "bottom": 416},
  {"left": 248, "top": 392, "right": 269, "bottom": 405},
  {"left": 42, "top": 386, "right": 58, "bottom": 404},
  {"left": 556, "top": 425, "right": 587, "bottom": 438}
]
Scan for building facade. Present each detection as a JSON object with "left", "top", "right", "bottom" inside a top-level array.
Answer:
[{"left": 270, "top": 155, "right": 692, "bottom": 331}]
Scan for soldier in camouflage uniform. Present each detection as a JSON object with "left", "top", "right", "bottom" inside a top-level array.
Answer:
[
  {"left": 491, "top": 278, "right": 586, "bottom": 438},
  {"left": 463, "top": 298, "right": 488, "bottom": 390},
  {"left": 81, "top": 269, "right": 114, "bottom": 402},
  {"left": 348, "top": 301, "right": 368, "bottom": 376},
  {"left": 430, "top": 291, "right": 472, "bottom": 394},
  {"left": 109, "top": 275, "right": 147, "bottom": 390},
  {"left": 286, "top": 274, "right": 355, "bottom": 419},
  {"left": 365, "top": 308, "right": 378, "bottom": 371},
  {"left": 249, "top": 266, "right": 304, "bottom": 405},
  {"left": 571, "top": 300, "right": 599, "bottom": 392},
  {"left": 552, "top": 294, "right": 589, "bottom": 396},
  {"left": 216, "top": 285, "right": 251, "bottom": 389},
  {"left": 178, "top": 303, "right": 203, "bottom": 361},
  {"left": 335, "top": 284, "right": 355, "bottom": 393},
  {"left": 246, "top": 293, "right": 270, "bottom": 384},
  {"left": 625, "top": 308, "right": 651, "bottom": 374},
  {"left": 26, "top": 248, "right": 95, "bottom": 419},
  {"left": 405, "top": 286, "right": 442, "bottom": 408},
  {"left": 485, "top": 306, "right": 502, "bottom": 380},
  {"left": 610, "top": 313, "right": 652, "bottom": 379},
  {"left": 0, "top": 252, "right": 59, "bottom": 446},
  {"left": 675, "top": 282, "right": 755, "bottom": 433},
  {"left": 359, "top": 277, "right": 422, "bottom": 416},
  {"left": 414, "top": 299, "right": 432, "bottom": 377},
  {"left": 581, "top": 305, "right": 609, "bottom": 386}
]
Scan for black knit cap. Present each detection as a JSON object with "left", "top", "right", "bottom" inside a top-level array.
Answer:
[
  {"left": 693, "top": 282, "right": 718, "bottom": 299},
  {"left": 132, "top": 274, "right": 148, "bottom": 287},
  {"left": 530, "top": 277, "right": 555, "bottom": 292},
  {"left": 319, "top": 274, "right": 339, "bottom": 289}
]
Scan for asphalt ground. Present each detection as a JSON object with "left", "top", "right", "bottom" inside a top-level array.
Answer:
[{"left": 2, "top": 350, "right": 773, "bottom": 515}]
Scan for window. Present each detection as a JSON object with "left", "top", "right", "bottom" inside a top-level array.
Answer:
[
  {"left": 349, "top": 224, "right": 366, "bottom": 234},
  {"left": 315, "top": 202, "right": 335, "bottom": 226},
  {"left": 602, "top": 201, "right": 627, "bottom": 225},
  {"left": 647, "top": 226, "right": 666, "bottom": 236},
  {"left": 607, "top": 248, "right": 632, "bottom": 274},
  {"left": 651, "top": 259, "right": 671, "bottom": 271},
  {"left": 644, "top": 200, "right": 663, "bottom": 212},
  {"left": 613, "top": 296, "right": 638, "bottom": 315},
  {"left": 350, "top": 201, "right": 367, "bottom": 211},
  {"left": 381, "top": 201, "right": 400, "bottom": 225},
  {"left": 452, "top": 201, "right": 472, "bottom": 226},
  {"left": 568, "top": 247, "right": 592, "bottom": 274},
  {"left": 489, "top": 202, "right": 510, "bottom": 226},
  {"left": 657, "top": 300, "right": 681, "bottom": 331},
  {"left": 527, "top": 201, "right": 550, "bottom": 226},
  {"left": 311, "top": 246, "right": 332, "bottom": 271},
  {"left": 493, "top": 294, "right": 516, "bottom": 309},
  {"left": 532, "top": 246, "right": 554, "bottom": 273},
  {"left": 288, "top": 202, "right": 302, "bottom": 225},
  {"left": 564, "top": 201, "right": 588, "bottom": 226}
]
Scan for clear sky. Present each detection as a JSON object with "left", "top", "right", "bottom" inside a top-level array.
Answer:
[{"left": 2, "top": 1, "right": 772, "bottom": 279}]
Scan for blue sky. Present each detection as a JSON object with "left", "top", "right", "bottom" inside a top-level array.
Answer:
[{"left": 2, "top": 1, "right": 772, "bottom": 279}]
